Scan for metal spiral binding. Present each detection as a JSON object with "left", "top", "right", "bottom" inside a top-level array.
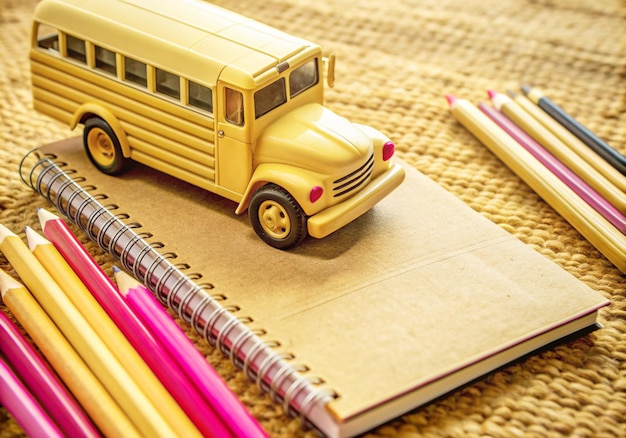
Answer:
[
  {"left": 19, "top": 150, "right": 338, "bottom": 428},
  {"left": 188, "top": 291, "right": 218, "bottom": 332},
  {"left": 134, "top": 242, "right": 166, "bottom": 291},
  {"left": 229, "top": 326, "right": 257, "bottom": 365},
  {"left": 299, "top": 385, "right": 337, "bottom": 426},
  {"left": 271, "top": 359, "right": 310, "bottom": 409},
  {"left": 19, "top": 148, "right": 46, "bottom": 189},
  {"left": 108, "top": 221, "right": 143, "bottom": 259},
  {"left": 216, "top": 316, "right": 242, "bottom": 355},
  {"left": 53, "top": 175, "right": 83, "bottom": 213},
  {"left": 63, "top": 182, "right": 98, "bottom": 219},
  {"left": 256, "top": 351, "right": 293, "bottom": 389},
  {"left": 270, "top": 361, "right": 297, "bottom": 402},
  {"left": 94, "top": 210, "right": 126, "bottom": 249},
  {"left": 283, "top": 373, "right": 317, "bottom": 415},
  {"left": 163, "top": 268, "right": 194, "bottom": 309},
  {"left": 42, "top": 164, "right": 71, "bottom": 206},
  {"left": 202, "top": 305, "right": 227, "bottom": 344}
]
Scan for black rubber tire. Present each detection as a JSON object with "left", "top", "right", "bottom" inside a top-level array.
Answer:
[
  {"left": 83, "top": 117, "right": 126, "bottom": 175},
  {"left": 249, "top": 184, "right": 307, "bottom": 250}
]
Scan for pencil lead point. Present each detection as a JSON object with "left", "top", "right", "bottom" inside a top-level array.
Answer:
[
  {"left": 506, "top": 89, "right": 518, "bottom": 98},
  {"left": 486, "top": 89, "right": 497, "bottom": 99},
  {"left": 520, "top": 84, "right": 531, "bottom": 95},
  {"left": 112, "top": 266, "right": 121, "bottom": 273},
  {"left": 445, "top": 94, "right": 457, "bottom": 106},
  {"left": 25, "top": 226, "right": 49, "bottom": 251}
]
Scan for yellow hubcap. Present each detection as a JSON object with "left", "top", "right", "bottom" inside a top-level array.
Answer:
[
  {"left": 87, "top": 127, "right": 115, "bottom": 166},
  {"left": 259, "top": 200, "right": 291, "bottom": 239}
]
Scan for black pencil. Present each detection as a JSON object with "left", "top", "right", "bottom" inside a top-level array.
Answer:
[{"left": 521, "top": 85, "right": 626, "bottom": 176}]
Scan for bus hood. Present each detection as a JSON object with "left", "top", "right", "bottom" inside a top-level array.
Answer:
[{"left": 255, "top": 103, "right": 372, "bottom": 173}]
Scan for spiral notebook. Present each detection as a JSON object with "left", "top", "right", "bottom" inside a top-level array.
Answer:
[{"left": 20, "top": 138, "right": 609, "bottom": 437}]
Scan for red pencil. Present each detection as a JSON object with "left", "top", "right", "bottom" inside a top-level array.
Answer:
[
  {"left": 0, "top": 357, "right": 64, "bottom": 438},
  {"left": 115, "top": 267, "right": 268, "bottom": 438},
  {"left": 0, "top": 312, "right": 100, "bottom": 437},
  {"left": 37, "top": 208, "right": 232, "bottom": 438}
]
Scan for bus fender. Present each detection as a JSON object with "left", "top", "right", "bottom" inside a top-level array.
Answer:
[
  {"left": 70, "top": 103, "right": 131, "bottom": 158},
  {"left": 235, "top": 163, "right": 318, "bottom": 216}
]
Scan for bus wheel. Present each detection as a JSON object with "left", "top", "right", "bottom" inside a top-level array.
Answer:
[
  {"left": 83, "top": 118, "right": 126, "bottom": 174},
  {"left": 249, "top": 184, "right": 307, "bottom": 250}
]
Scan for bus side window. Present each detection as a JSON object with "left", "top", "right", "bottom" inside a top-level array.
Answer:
[
  {"left": 95, "top": 46, "right": 116, "bottom": 75},
  {"left": 156, "top": 68, "right": 180, "bottom": 99},
  {"left": 225, "top": 88, "right": 244, "bottom": 126},
  {"left": 36, "top": 23, "right": 59, "bottom": 52},
  {"left": 124, "top": 57, "right": 147, "bottom": 87},
  {"left": 189, "top": 81, "right": 213, "bottom": 113},
  {"left": 66, "top": 35, "right": 87, "bottom": 63}
]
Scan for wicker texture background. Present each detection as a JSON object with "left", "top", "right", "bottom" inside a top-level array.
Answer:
[{"left": 1, "top": 0, "right": 625, "bottom": 436}]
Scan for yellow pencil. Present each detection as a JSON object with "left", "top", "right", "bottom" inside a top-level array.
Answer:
[
  {"left": 25, "top": 227, "right": 202, "bottom": 438},
  {"left": 0, "top": 225, "right": 178, "bottom": 438},
  {"left": 510, "top": 91, "right": 626, "bottom": 192},
  {"left": 0, "top": 269, "right": 141, "bottom": 438},
  {"left": 447, "top": 95, "right": 626, "bottom": 273},
  {"left": 489, "top": 91, "right": 626, "bottom": 213}
]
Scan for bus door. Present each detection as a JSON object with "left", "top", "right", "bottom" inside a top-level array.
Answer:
[{"left": 215, "top": 84, "right": 252, "bottom": 197}]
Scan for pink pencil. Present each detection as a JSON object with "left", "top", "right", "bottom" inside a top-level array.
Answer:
[
  {"left": 479, "top": 102, "right": 626, "bottom": 234},
  {"left": 37, "top": 208, "right": 232, "bottom": 438},
  {"left": 114, "top": 267, "right": 268, "bottom": 438},
  {"left": 0, "top": 312, "right": 100, "bottom": 437},
  {"left": 0, "top": 357, "right": 64, "bottom": 438}
]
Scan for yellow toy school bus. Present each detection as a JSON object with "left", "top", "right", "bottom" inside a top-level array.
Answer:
[{"left": 30, "top": 0, "right": 405, "bottom": 249}]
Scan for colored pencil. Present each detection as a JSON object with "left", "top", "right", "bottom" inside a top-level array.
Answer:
[
  {"left": 0, "top": 224, "right": 176, "bottom": 438},
  {"left": 37, "top": 209, "right": 232, "bottom": 438},
  {"left": 25, "top": 227, "right": 203, "bottom": 438},
  {"left": 512, "top": 89, "right": 626, "bottom": 192},
  {"left": 521, "top": 85, "right": 626, "bottom": 176},
  {"left": 0, "top": 312, "right": 100, "bottom": 437},
  {"left": 446, "top": 95, "right": 626, "bottom": 273},
  {"left": 488, "top": 90, "right": 626, "bottom": 214},
  {"left": 115, "top": 267, "right": 268, "bottom": 438},
  {"left": 479, "top": 103, "right": 626, "bottom": 234},
  {"left": 0, "top": 269, "right": 141, "bottom": 438},
  {"left": 0, "top": 356, "right": 64, "bottom": 438}
]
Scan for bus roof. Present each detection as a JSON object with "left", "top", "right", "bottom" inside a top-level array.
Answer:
[{"left": 33, "top": 0, "right": 319, "bottom": 87}]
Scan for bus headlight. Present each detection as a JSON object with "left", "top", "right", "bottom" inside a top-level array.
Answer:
[
  {"left": 310, "top": 186, "right": 323, "bottom": 203},
  {"left": 382, "top": 141, "right": 395, "bottom": 161}
]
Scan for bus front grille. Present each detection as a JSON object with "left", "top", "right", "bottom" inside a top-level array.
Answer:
[{"left": 332, "top": 153, "right": 374, "bottom": 198}]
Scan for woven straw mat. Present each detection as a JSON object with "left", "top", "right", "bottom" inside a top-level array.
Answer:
[{"left": 1, "top": 0, "right": 625, "bottom": 437}]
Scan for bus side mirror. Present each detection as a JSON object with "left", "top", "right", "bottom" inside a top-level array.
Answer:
[{"left": 324, "top": 52, "right": 335, "bottom": 88}]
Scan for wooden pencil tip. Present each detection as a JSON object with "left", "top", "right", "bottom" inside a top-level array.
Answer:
[
  {"left": 445, "top": 94, "right": 457, "bottom": 106},
  {"left": 0, "top": 224, "right": 18, "bottom": 244},
  {"left": 113, "top": 267, "right": 137, "bottom": 296},
  {"left": 486, "top": 89, "right": 497, "bottom": 99},
  {"left": 0, "top": 269, "right": 24, "bottom": 296},
  {"left": 25, "top": 226, "right": 49, "bottom": 251},
  {"left": 506, "top": 89, "right": 518, "bottom": 98},
  {"left": 520, "top": 84, "right": 532, "bottom": 95},
  {"left": 37, "top": 208, "right": 60, "bottom": 228}
]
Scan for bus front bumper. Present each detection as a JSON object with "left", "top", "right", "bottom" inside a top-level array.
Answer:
[{"left": 307, "top": 162, "right": 405, "bottom": 239}]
